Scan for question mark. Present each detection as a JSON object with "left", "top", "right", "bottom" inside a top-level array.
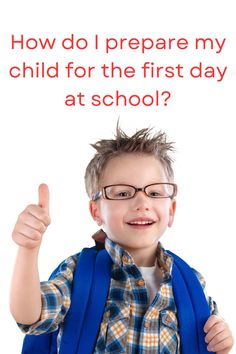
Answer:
[{"left": 161, "top": 91, "right": 171, "bottom": 106}]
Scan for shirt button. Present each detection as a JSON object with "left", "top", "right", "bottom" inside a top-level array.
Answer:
[
  {"left": 144, "top": 321, "right": 150, "bottom": 329},
  {"left": 105, "top": 310, "right": 110, "bottom": 319},
  {"left": 123, "top": 255, "right": 130, "bottom": 264},
  {"left": 165, "top": 314, "right": 172, "bottom": 323},
  {"left": 136, "top": 279, "right": 145, "bottom": 287}
]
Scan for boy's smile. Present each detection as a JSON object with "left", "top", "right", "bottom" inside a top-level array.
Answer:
[{"left": 90, "top": 153, "right": 176, "bottom": 266}]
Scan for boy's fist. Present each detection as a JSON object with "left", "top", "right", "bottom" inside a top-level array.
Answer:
[
  {"left": 12, "top": 184, "right": 51, "bottom": 249},
  {"left": 204, "top": 315, "right": 234, "bottom": 353}
]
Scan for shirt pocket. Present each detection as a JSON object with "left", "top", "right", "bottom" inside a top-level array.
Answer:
[
  {"left": 159, "top": 310, "right": 180, "bottom": 354},
  {"left": 99, "top": 301, "right": 130, "bottom": 353}
]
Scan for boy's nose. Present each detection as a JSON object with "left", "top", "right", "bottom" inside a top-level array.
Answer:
[{"left": 132, "top": 191, "right": 150, "bottom": 211}]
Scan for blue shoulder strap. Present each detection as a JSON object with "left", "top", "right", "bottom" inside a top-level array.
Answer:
[
  {"left": 21, "top": 329, "right": 58, "bottom": 354},
  {"left": 59, "top": 247, "right": 97, "bottom": 353},
  {"left": 59, "top": 248, "right": 112, "bottom": 354},
  {"left": 75, "top": 248, "right": 113, "bottom": 353},
  {"left": 168, "top": 251, "right": 214, "bottom": 354}
]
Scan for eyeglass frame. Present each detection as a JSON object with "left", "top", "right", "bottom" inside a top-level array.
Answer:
[{"left": 92, "top": 183, "right": 177, "bottom": 201}]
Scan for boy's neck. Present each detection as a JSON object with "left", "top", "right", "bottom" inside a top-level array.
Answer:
[
  {"left": 124, "top": 245, "right": 158, "bottom": 267},
  {"left": 92, "top": 231, "right": 159, "bottom": 267}
]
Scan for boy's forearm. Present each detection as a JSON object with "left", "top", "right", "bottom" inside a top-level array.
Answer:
[{"left": 10, "top": 246, "right": 42, "bottom": 325}]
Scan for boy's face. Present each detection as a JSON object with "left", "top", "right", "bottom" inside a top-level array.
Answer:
[{"left": 90, "top": 153, "right": 176, "bottom": 259}]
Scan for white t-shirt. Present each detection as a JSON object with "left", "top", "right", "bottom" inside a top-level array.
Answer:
[{"left": 139, "top": 264, "right": 162, "bottom": 305}]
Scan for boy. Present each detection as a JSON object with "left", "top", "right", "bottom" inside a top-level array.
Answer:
[{"left": 10, "top": 126, "right": 233, "bottom": 353}]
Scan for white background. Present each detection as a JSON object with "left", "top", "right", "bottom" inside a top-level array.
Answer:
[{"left": 1, "top": 1, "right": 236, "bottom": 352}]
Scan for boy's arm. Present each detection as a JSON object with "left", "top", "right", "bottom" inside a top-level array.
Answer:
[
  {"left": 10, "top": 184, "right": 51, "bottom": 325},
  {"left": 10, "top": 246, "right": 42, "bottom": 325}
]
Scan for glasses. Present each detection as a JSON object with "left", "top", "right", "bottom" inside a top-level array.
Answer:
[{"left": 92, "top": 183, "right": 177, "bottom": 201}]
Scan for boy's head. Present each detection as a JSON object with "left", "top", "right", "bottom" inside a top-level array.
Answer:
[
  {"left": 85, "top": 125, "right": 177, "bottom": 265},
  {"left": 85, "top": 125, "right": 175, "bottom": 198}
]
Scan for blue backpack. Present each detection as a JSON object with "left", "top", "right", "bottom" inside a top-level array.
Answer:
[{"left": 21, "top": 247, "right": 214, "bottom": 354}]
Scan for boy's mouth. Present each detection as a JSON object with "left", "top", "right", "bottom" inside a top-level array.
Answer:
[
  {"left": 126, "top": 218, "right": 155, "bottom": 227},
  {"left": 128, "top": 220, "right": 153, "bottom": 225}
]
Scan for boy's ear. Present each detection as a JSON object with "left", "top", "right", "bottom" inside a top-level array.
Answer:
[
  {"left": 168, "top": 199, "right": 177, "bottom": 227},
  {"left": 89, "top": 200, "right": 102, "bottom": 226}
]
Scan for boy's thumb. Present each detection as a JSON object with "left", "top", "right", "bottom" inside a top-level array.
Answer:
[{"left": 38, "top": 183, "right": 50, "bottom": 215}]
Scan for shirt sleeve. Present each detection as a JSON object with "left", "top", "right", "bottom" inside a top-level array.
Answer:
[
  {"left": 17, "top": 253, "right": 79, "bottom": 335},
  {"left": 192, "top": 268, "right": 219, "bottom": 315}
]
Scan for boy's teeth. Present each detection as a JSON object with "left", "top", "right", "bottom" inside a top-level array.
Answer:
[{"left": 129, "top": 221, "right": 152, "bottom": 225}]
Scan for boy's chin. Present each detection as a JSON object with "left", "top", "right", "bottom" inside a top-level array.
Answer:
[{"left": 118, "top": 238, "right": 160, "bottom": 251}]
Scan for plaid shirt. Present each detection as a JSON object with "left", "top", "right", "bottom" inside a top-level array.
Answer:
[{"left": 19, "top": 238, "right": 217, "bottom": 353}]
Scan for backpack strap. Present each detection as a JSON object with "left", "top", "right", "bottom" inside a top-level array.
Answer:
[
  {"left": 59, "top": 247, "right": 113, "bottom": 354},
  {"left": 76, "top": 248, "right": 113, "bottom": 353},
  {"left": 59, "top": 247, "right": 96, "bottom": 353},
  {"left": 21, "top": 329, "right": 58, "bottom": 354},
  {"left": 168, "top": 251, "right": 214, "bottom": 354}
]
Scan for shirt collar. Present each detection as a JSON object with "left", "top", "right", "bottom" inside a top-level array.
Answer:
[{"left": 105, "top": 237, "right": 173, "bottom": 276}]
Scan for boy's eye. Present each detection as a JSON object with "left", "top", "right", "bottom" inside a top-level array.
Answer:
[
  {"left": 148, "top": 191, "right": 162, "bottom": 197},
  {"left": 115, "top": 190, "right": 132, "bottom": 198}
]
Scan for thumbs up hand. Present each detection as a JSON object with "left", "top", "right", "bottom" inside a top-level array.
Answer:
[{"left": 12, "top": 184, "right": 51, "bottom": 249}]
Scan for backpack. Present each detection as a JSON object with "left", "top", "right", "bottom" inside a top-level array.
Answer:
[{"left": 21, "top": 247, "right": 214, "bottom": 354}]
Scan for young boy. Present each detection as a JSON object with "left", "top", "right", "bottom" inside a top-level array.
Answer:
[{"left": 10, "top": 126, "right": 233, "bottom": 353}]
